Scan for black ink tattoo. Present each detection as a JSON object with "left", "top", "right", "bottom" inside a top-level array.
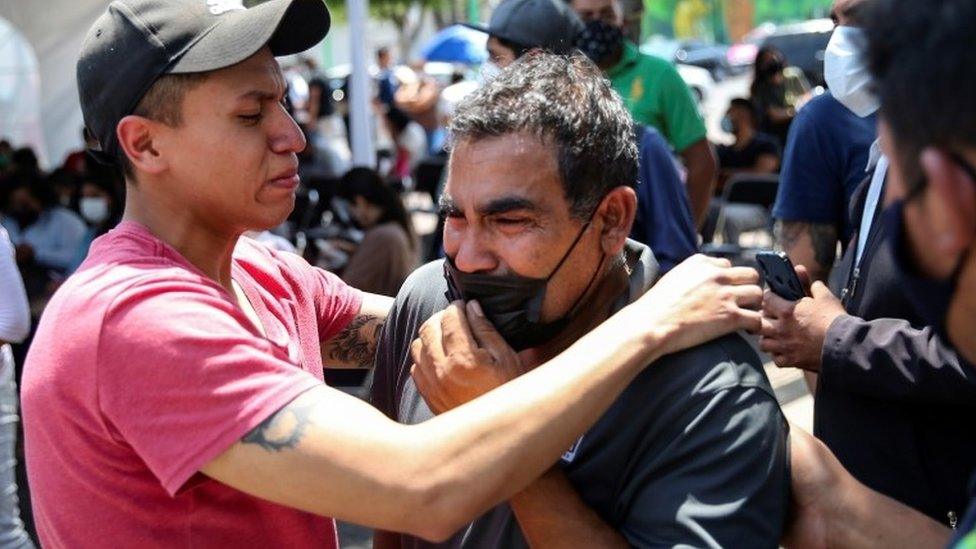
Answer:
[
  {"left": 774, "top": 221, "right": 838, "bottom": 273},
  {"left": 774, "top": 220, "right": 804, "bottom": 252},
  {"left": 809, "top": 223, "right": 839, "bottom": 272},
  {"left": 243, "top": 399, "right": 315, "bottom": 452},
  {"left": 324, "top": 314, "right": 384, "bottom": 368}
]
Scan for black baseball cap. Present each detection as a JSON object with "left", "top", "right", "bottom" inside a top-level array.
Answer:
[
  {"left": 464, "top": 0, "right": 583, "bottom": 54},
  {"left": 77, "top": 0, "right": 331, "bottom": 165}
]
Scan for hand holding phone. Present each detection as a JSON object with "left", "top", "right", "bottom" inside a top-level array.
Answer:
[{"left": 756, "top": 251, "right": 807, "bottom": 301}]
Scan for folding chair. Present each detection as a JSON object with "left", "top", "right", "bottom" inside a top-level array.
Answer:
[{"left": 702, "top": 173, "right": 780, "bottom": 262}]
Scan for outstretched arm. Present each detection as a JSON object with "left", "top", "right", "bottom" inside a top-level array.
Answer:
[
  {"left": 203, "top": 256, "right": 762, "bottom": 541},
  {"left": 785, "top": 426, "right": 951, "bottom": 549}
]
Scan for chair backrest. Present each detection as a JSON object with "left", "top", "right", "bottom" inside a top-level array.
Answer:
[{"left": 722, "top": 173, "right": 780, "bottom": 210}]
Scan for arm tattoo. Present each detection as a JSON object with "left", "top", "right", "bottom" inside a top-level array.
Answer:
[
  {"left": 324, "top": 313, "right": 384, "bottom": 368},
  {"left": 774, "top": 220, "right": 804, "bottom": 252},
  {"left": 774, "top": 221, "right": 838, "bottom": 271},
  {"left": 243, "top": 398, "right": 316, "bottom": 452},
  {"left": 809, "top": 223, "right": 839, "bottom": 271}
]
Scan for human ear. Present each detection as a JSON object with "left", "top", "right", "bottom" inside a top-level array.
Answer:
[
  {"left": 117, "top": 115, "right": 167, "bottom": 176},
  {"left": 597, "top": 186, "right": 637, "bottom": 255}
]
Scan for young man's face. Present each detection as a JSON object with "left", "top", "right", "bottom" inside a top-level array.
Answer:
[
  {"left": 149, "top": 47, "right": 305, "bottom": 233},
  {"left": 441, "top": 134, "right": 607, "bottom": 324},
  {"left": 570, "top": 0, "right": 620, "bottom": 26}
]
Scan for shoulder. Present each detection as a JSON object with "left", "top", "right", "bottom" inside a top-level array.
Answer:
[
  {"left": 636, "top": 51, "right": 677, "bottom": 74},
  {"left": 392, "top": 259, "right": 448, "bottom": 318},
  {"left": 50, "top": 207, "right": 86, "bottom": 229},
  {"left": 796, "top": 92, "right": 847, "bottom": 124},
  {"left": 631, "top": 333, "right": 777, "bottom": 413}
]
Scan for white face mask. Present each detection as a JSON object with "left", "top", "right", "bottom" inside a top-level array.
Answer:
[
  {"left": 79, "top": 196, "right": 110, "bottom": 225},
  {"left": 479, "top": 61, "right": 502, "bottom": 85},
  {"left": 824, "top": 26, "right": 879, "bottom": 118}
]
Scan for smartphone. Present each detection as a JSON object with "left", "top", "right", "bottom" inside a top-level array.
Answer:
[{"left": 756, "top": 251, "right": 806, "bottom": 301}]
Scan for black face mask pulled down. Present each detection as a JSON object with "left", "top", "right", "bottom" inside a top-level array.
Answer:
[
  {"left": 575, "top": 20, "right": 624, "bottom": 66},
  {"left": 443, "top": 220, "right": 601, "bottom": 351}
]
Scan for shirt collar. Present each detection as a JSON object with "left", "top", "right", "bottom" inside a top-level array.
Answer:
[{"left": 606, "top": 41, "right": 641, "bottom": 78}]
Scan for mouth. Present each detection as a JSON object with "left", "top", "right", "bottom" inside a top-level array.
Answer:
[{"left": 267, "top": 168, "right": 300, "bottom": 190}]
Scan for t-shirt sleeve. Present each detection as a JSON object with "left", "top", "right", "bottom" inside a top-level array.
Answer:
[
  {"left": 97, "top": 279, "right": 324, "bottom": 496},
  {"left": 657, "top": 63, "right": 707, "bottom": 153},
  {"left": 772, "top": 100, "right": 844, "bottom": 225},
  {"left": 617, "top": 385, "right": 789, "bottom": 547},
  {"left": 270, "top": 245, "right": 363, "bottom": 343}
]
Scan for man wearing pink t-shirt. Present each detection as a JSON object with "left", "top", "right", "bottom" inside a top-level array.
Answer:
[{"left": 21, "top": 0, "right": 767, "bottom": 546}]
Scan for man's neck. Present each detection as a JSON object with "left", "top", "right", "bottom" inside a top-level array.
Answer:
[
  {"left": 597, "top": 46, "right": 625, "bottom": 72},
  {"left": 122, "top": 191, "right": 239, "bottom": 293},
  {"left": 519, "top": 256, "right": 631, "bottom": 368}
]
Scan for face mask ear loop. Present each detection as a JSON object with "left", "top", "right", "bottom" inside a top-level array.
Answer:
[
  {"left": 545, "top": 207, "right": 600, "bottom": 282},
  {"left": 565, "top": 251, "right": 608, "bottom": 317}
]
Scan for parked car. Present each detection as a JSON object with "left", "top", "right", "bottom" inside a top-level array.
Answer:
[{"left": 759, "top": 19, "right": 834, "bottom": 87}]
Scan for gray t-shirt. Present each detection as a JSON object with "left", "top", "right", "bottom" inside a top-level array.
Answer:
[{"left": 370, "top": 242, "right": 789, "bottom": 548}]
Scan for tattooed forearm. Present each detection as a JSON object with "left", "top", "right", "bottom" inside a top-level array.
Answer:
[
  {"left": 775, "top": 220, "right": 838, "bottom": 281},
  {"left": 243, "top": 398, "right": 316, "bottom": 452},
  {"left": 809, "top": 223, "right": 839, "bottom": 272},
  {"left": 323, "top": 314, "right": 384, "bottom": 368},
  {"left": 774, "top": 220, "right": 804, "bottom": 252}
]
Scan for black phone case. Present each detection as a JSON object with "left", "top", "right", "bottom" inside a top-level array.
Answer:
[{"left": 756, "top": 252, "right": 806, "bottom": 301}]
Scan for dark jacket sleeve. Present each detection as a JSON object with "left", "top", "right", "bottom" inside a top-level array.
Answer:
[
  {"left": 616, "top": 378, "right": 789, "bottom": 548},
  {"left": 821, "top": 314, "right": 976, "bottom": 406}
]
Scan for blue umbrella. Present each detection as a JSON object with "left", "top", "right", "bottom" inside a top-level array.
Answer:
[{"left": 420, "top": 24, "right": 487, "bottom": 64}]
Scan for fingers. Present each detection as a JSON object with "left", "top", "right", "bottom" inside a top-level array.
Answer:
[
  {"left": 763, "top": 290, "right": 796, "bottom": 318},
  {"left": 732, "top": 284, "right": 764, "bottom": 309},
  {"left": 700, "top": 255, "right": 732, "bottom": 268},
  {"left": 440, "top": 301, "right": 477, "bottom": 353},
  {"left": 734, "top": 309, "right": 762, "bottom": 334},
  {"left": 465, "top": 301, "right": 513, "bottom": 362},
  {"left": 417, "top": 312, "right": 447, "bottom": 365},
  {"left": 810, "top": 281, "right": 834, "bottom": 300},
  {"left": 410, "top": 362, "right": 446, "bottom": 415},
  {"left": 795, "top": 264, "right": 812, "bottom": 293},
  {"left": 717, "top": 266, "right": 761, "bottom": 286}
]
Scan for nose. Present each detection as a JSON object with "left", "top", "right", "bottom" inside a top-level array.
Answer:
[
  {"left": 446, "top": 226, "right": 498, "bottom": 274},
  {"left": 269, "top": 105, "right": 306, "bottom": 156}
]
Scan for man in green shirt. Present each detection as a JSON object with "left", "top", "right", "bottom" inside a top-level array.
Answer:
[{"left": 571, "top": 0, "right": 717, "bottom": 227}]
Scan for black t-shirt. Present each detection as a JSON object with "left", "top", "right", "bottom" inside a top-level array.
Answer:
[
  {"left": 717, "top": 133, "right": 780, "bottom": 171},
  {"left": 369, "top": 241, "right": 790, "bottom": 548}
]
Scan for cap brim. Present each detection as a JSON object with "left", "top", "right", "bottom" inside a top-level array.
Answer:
[{"left": 170, "top": 0, "right": 330, "bottom": 74}]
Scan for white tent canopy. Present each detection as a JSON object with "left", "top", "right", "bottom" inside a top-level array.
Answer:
[
  {"left": 0, "top": 0, "right": 376, "bottom": 171},
  {"left": 0, "top": 1, "right": 109, "bottom": 169}
]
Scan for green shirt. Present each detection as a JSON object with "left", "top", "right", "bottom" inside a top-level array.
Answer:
[{"left": 607, "top": 41, "right": 707, "bottom": 153}]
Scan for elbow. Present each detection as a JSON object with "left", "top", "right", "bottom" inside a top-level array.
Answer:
[{"left": 398, "top": 473, "right": 480, "bottom": 542}]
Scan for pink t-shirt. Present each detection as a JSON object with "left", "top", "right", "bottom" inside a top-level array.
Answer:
[{"left": 22, "top": 221, "right": 362, "bottom": 548}]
